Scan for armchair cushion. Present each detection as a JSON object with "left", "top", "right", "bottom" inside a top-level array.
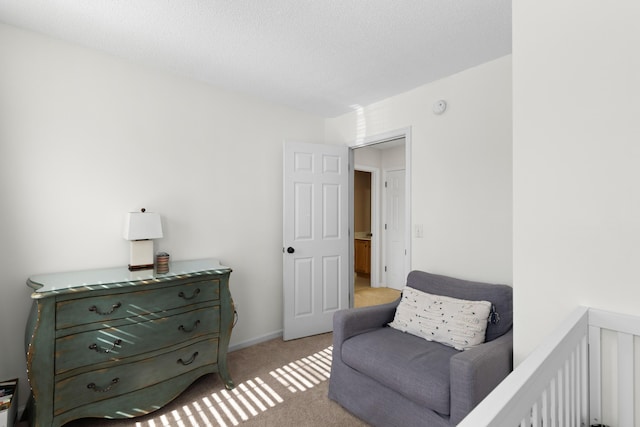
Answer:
[{"left": 342, "top": 327, "right": 457, "bottom": 415}]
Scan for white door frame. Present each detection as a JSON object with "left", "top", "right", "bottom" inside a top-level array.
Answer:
[
  {"left": 349, "top": 127, "right": 412, "bottom": 300},
  {"left": 353, "top": 164, "right": 380, "bottom": 287}
]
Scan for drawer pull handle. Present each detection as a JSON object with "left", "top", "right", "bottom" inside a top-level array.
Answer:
[
  {"left": 178, "top": 320, "right": 201, "bottom": 333},
  {"left": 177, "top": 351, "right": 199, "bottom": 366},
  {"left": 87, "top": 377, "right": 119, "bottom": 393},
  {"left": 178, "top": 288, "right": 201, "bottom": 300},
  {"left": 88, "top": 302, "right": 122, "bottom": 316},
  {"left": 89, "top": 339, "right": 122, "bottom": 353}
]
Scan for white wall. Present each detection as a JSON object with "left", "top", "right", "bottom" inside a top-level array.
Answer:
[
  {"left": 513, "top": 0, "right": 640, "bottom": 373},
  {"left": 0, "top": 24, "right": 325, "bottom": 405},
  {"left": 326, "top": 56, "right": 513, "bottom": 285},
  {"left": 354, "top": 145, "right": 382, "bottom": 169},
  {"left": 381, "top": 145, "right": 405, "bottom": 171},
  {"left": 0, "top": 23, "right": 513, "bottom": 413}
]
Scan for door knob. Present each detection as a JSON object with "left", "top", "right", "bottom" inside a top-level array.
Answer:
[{"left": 286, "top": 247, "right": 295, "bottom": 254}]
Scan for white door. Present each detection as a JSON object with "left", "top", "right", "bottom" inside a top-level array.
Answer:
[
  {"left": 384, "top": 169, "right": 406, "bottom": 290},
  {"left": 283, "top": 141, "right": 349, "bottom": 341}
]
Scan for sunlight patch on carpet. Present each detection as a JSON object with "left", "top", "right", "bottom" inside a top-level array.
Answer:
[{"left": 134, "top": 346, "right": 333, "bottom": 427}]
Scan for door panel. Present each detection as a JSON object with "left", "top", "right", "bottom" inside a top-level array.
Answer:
[
  {"left": 283, "top": 142, "right": 349, "bottom": 340},
  {"left": 294, "top": 258, "right": 313, "bottom": 316},
  {"left": 322, "top": 256, "right": 340, "bottom": 311},
  {"left": 294, "top": 183, "right": 313, "bottom": 239},
  {"left": 323, "top": 184, "right": 340, "bottom": 238}
]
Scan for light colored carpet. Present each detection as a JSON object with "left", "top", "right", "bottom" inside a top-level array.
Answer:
[
  {"left": 354, "top": 274, "right": 401, "bottom": 308},
  {"left": 30, "top": 333, "right": 368, "bottom": 427}
]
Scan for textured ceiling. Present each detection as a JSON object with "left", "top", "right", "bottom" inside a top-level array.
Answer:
[{"left": 0, "top": 0, "right": 511, "bottom": 117}]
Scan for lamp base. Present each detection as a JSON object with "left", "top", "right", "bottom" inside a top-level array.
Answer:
[{"left": 129, "top": 240, "right": 155, "bottom": 271}]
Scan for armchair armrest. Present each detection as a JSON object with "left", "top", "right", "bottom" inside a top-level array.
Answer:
[
  {"left": 449, "top": 329, "right": 513, "bottom": 425},
  {"left": 332, "top": 300, "right": 399, "bottom": 348}
]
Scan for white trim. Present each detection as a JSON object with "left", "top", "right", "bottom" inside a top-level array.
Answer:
[
  {"left": 404, "top": 128, "right": 412, "bottom": 283},
  {"left": 351, "top": 127, "right": 411, "bottom": 148},
  {"left": 589, "top": 307, "right": 640, "bottom": 336},
  {"left": 228, "top": 330, "right": 283, "bottom": 353},
  {"left": 618, "top": 331, "right": 634, "bottom": 426},
  {"left": 588, "top": 324, "right": 602, "bottom": 424}
]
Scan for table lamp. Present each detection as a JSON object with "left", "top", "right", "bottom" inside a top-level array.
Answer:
[{"left": 123, "top": 208, "right": 163, "bottom": 270}]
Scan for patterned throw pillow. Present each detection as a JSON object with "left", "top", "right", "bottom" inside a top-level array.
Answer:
[{"left": 388, "top": 287, "right": 492, "bottom": 350}]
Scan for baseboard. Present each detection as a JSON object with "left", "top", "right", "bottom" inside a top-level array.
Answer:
[{"left": 228, "top": 329, "right": 283, "bottom": 353}]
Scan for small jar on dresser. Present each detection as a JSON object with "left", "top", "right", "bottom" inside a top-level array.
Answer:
[{"left": 24, "top": 259, "right": 235, "bottom": 427}]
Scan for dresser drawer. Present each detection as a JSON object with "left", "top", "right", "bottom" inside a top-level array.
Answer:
[
  {"left": 55, "top": 305, "right": 220, "bottom": 374},
  {"left": 56, "top": 279, "right": 219, "bottom": 329},
  {"left": 54, "top": 337, "right": 219, "bottom": 415}
]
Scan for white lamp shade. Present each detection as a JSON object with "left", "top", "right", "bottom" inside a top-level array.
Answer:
[{"left": 123, "top": 212, "right": 163, "bottom": 240}]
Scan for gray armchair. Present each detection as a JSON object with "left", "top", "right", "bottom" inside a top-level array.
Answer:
[{"left": 328, "top": 270, "right": 513, "bottom": 427}]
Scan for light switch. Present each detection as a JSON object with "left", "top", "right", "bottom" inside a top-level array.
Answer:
[{"left": 415, "top": 224, "right": 424, "bottom": 238}]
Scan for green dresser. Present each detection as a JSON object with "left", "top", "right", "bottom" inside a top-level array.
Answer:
[{"left": 24, "top": 259, "right": 234, "bottom": 427}]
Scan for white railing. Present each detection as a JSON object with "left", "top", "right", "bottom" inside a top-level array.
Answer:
[{"left": 459, "top": 306, "right": 640, "bottom": 427}]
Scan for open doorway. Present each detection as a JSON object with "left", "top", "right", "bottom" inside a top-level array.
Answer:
[
  {"left": 351, "top": 131, "right": 410, "bottom": 307},
  {"left": 353, "top": 169, "right": 375, "bottom": 305}
]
